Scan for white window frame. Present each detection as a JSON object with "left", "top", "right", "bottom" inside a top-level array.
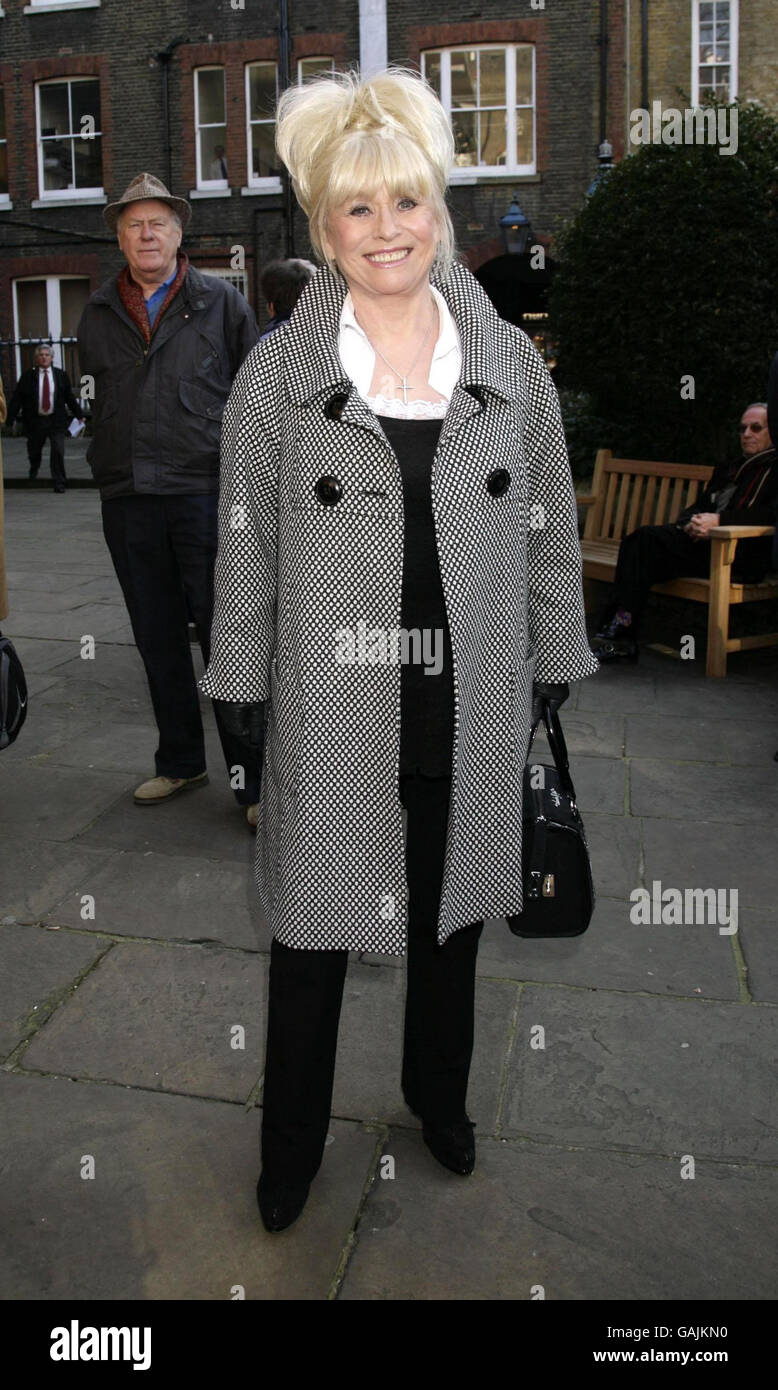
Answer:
[
  {"left": 245, "top": 62, "right": 281, "bottom": 193},
  {"left": 35, "top": 76, "right": 103, "bottom": 202},
  {"left": 200, "top": 266, "right": 249, "bottom": 298},
  {"left": 422, "top": 44, "right": 536, "bottom": 179},
  {"left": 11, "top": 274, "right": 90, "bottom": 380},
  {"left": 194, "top": 66, "right": 228, "bottom": 193},
  {"left": 691, "top": 0, "right": 738, "bottom": 106},
  {"left": 24, "top": 2, "right": 100, "bottom": 12},
  {"left": 297, "top": 56, "right": 335, "bottom": 83}
]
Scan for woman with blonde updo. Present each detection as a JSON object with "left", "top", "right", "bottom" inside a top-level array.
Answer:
[{"left": 202, "top": 67, "right": 597, "bottom": 1232}]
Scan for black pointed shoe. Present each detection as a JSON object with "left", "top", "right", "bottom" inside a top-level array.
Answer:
[
  {"left": 592, "top": 614, "right": 639, "bottom": 663},
  {"left": 256, "top": 1173, "right": 310, "bottom": 1233},
  {"left": 422, "top": 1118, "right": 476, "bottom": 1175}
]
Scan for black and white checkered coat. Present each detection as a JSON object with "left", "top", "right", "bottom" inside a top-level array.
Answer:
[{"left": 200, "top": 261, "right": 598, "bottom": 953}]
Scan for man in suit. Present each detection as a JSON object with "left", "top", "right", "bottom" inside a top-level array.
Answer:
[{"left": 6, "top": 344, "right": 84, "bottom": 493}]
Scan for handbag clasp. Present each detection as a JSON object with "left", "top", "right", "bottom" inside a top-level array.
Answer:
[{"left": 542, "top": 874, "right": 555, "bottom": 897}]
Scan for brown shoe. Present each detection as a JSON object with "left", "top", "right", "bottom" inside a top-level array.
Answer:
[
  {"left": 134, "top": 773, "right": 208, "bottom": 804},
  {"left": 246, "top": 803, "right": 260, "bottom": 830}
]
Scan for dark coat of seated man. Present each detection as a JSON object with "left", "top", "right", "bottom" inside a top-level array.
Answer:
[{"left": 594, "top": 403, "right": 778, "bottom": 660}]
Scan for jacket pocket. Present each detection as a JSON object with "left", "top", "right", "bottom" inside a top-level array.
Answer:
[{"left": 177, "top": 380, "right": 227, "bottom": 423}]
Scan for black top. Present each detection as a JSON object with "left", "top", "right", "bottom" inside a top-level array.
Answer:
[{"left": 379, "top": 414, "right": 454, "bottom": 778}]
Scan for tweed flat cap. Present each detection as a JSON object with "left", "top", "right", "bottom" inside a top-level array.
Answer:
[{"left": 103, "top": 173, "right": 191, "bottom": 231}]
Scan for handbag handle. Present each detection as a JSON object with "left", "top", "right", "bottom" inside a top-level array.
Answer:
[{"left": 527, "top": 700, "right": 577, "bottom": 801}]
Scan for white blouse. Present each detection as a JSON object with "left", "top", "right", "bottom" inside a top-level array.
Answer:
[{"left": 338, "top": 283, "right": 462, "bottom": 420}]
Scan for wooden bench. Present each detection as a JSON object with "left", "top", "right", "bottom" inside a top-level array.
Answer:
[{"left": 578, "top": 448, "right": 778, "bottom": 677}]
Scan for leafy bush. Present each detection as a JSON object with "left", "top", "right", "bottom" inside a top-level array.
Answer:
[{"left": 550, "top": 99, "right": 778, "bottom": 469}]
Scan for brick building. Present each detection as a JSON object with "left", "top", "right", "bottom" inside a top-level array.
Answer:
[{"left": 0, "top": 0, "right": 774, "bottom": 389}]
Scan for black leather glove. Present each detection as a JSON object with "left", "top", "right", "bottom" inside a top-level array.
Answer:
[
  {"left": 213, "top": 700, "right": 265, "bottom": 750},
  {"left": 531, "top": 681, "right": 569, "bottom": 728}
]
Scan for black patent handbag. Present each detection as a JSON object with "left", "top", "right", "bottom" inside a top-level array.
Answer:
[{"left": 507, "top": 700, "right": 594, "bottom": 938}]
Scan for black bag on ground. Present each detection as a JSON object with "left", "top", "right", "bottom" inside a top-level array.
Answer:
[
  {"left": 0, "top": 631, "right": 28, "bottom": 750},
  {"left": 508, "top": 701, "right": 594, "bottom": 938}
]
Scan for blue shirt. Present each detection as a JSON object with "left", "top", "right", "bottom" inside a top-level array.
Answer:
[{"left": 145, "top": 268, "right": 178, "bottom": 329}]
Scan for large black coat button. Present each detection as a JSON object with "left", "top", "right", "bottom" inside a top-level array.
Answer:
[
  {"left": 315, "top": 475, "right": 343, "bottom": 506},
  {"left": 324, "top": 392, "right": 349, "bottom": 421},
  {"left": 486, "top": 468, "right": 511, "bottom": 497}
]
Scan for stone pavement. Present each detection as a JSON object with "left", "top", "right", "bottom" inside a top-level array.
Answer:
[{"left": 1, "top": 478, "right": 777, "bottom": 1302}]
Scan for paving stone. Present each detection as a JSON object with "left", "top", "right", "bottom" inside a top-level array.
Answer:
[
  {"left": 642, "top": 817, "right": 774, "bottom": 911},
  {"left": 4, "top": 602, "right": 128, "bottom": 642},
  {"left": 0, "top": 835, "right": 117, "bottom": 921},
  {"left": 501, "top": 987, "right": 778, "bottom": 1162},
  {"left": 565, "top": 755, "right": 625, "bottom": 814},
  {"left": 737, "top": 909, "right": 778, "bottom": 1004},
  {"left": 584, "top": 813, "right": 642, "bottom": 898},
  {"left": 626, "top": 713, "right": 778, "bottom": 765},
  {"left": 630, "top": 759, "right": 778, "bottom": 823},
  {"left": 530, "top": 711, "right": 625, "bottom": 759},
  {"left": 576, "top": 667, "right": 658, "bottom": 714},
  {"left": 333, "top": 961, "right": 517, "bottom": 1132},
  {"left": 2, "top": 636, "right": 77, "bottom": 674},
  {"left": 21, "top": 939, "right": 267, "bottom": 1102},
  {"left": 45, "top": 849, "right": 271, "bottom": 951},
  {"left": 0, "top": 923, "right": 109, "bottom": 1058},
  {"left": 656, "top": 672, "right": 778, "bottom": 720},
  {"left": 75, "top": 778, "right": 259, "bottom": 863},
  {"left": 0, "top": 1072, "right": 376, "bottom": 1300},
  {"left": 0, "top": 763, "right": 134, "bottom": 841},
  {"left": 339, "top": 1133, "right": 778, "bottom": 1300},
  {"left": 476, "top": 896, "right": 740, "bottom": 1000}
]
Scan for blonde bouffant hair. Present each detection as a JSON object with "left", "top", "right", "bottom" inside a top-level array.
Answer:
[{"left": 274, "top": 66, "right": 458, "bottom": 282}]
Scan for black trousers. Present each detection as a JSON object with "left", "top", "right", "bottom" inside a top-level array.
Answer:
[
  {"left": 609, "top": 524, "right": 712, "bottom": 634},
  {"left": 101, "top": 493, "right": 261, "bottom": 803},
  {"left": 27, "top": 422, "right": 66, "bottom": 488},
  {"left": 260, "top": 774, "right": 483, "bottom": 1185}
]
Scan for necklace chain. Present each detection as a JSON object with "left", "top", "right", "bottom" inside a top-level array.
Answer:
[{"left": 354, "top": 297, "right": 438, "bottom": 406}]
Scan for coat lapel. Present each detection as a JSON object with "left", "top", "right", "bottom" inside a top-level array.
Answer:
[{"left": 282, "top": 261, "right": 521, "bottom": 437}]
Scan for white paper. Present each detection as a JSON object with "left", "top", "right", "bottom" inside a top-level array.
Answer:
[{"left": 68, "top": 418, "right": 86, "bottom": 438}]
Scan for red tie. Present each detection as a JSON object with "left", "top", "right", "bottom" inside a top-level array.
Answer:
[{"left": 41, "top": 370, "right": 51, "bottom": 414}]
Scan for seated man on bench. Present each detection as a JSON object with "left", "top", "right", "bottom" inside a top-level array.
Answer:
[{"left": 593, "top": 403, "right": 778, "bottom": 660}]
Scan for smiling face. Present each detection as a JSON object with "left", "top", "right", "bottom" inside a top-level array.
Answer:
[
  {"left": 117, "top": 199, "right": 182, "bottom": 288},
  {"left": 321, "top": 183, "right": 440, "bottom": 302}
]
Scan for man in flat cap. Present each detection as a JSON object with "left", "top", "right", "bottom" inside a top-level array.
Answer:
[{"left": 78, "top": 174, "right": 263, "bottom": 824}]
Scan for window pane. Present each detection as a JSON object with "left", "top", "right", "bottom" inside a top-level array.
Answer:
[
  {"left": 248, "top": 64, "right": 277, "bottom": 120},
  {"left": 300, "top": 57, "right": 333, "bottom": 80},
  {"left": 197, "top": 69, "right": 225, "bottom": 125},
  {"left": 40, "top": 84, "right": 70, "bottom": 137},
  {"left": 452, "top": 111, "right": 477, "bottom": 164},
  {"left": 451, "top": 50, "right": 477, "bottom": 109},
  {"left": 0, "top": 144, "right": 7, "bottom": 196},
  {"left": 480, "top": 108, "right": 506, "bottom": 165},
  {"left": 71, "top": 80, "right": 100, "bottom": 134},
  {"left": 516, "top": 108, "right": 534, "bottom": 165},
  {"left": 59, "top": 278, "right": 90, "bottom": 336},
  {"left": 42, "top": 140, "right": 73, "bottom": 191},
  {"left": 715, "top": 43, "right": 730, "bottom": 63},
  {"left": 199, "top": 128, "right": 227, "bottom": 178},
  {"left": 73, "top": 133, "right": 102, "bottom": 188},
  {"left": 699, "top": 2, "right": 714, "bottom": 19},
  {"left": 480, "top": 50, "right": 505, "bottom": 107},
  {"left": 424, "top": 52, "right": 441, "bottom": 99},
  {"left": 251, "top": 122, "right": 276, "bottom": 177},
  {"left": 516, "top": 46, "right": 533, "bottom": 105},
  {"left": 698, "top": 65, "right": 715, "bottom": 88},
  {"left": 16, "top": 280, "right": 48, "bottom": 339}
]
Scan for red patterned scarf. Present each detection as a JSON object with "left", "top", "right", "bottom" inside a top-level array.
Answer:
[{"left": 117, "top": 251, "right": 189, "bottom": 345}]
